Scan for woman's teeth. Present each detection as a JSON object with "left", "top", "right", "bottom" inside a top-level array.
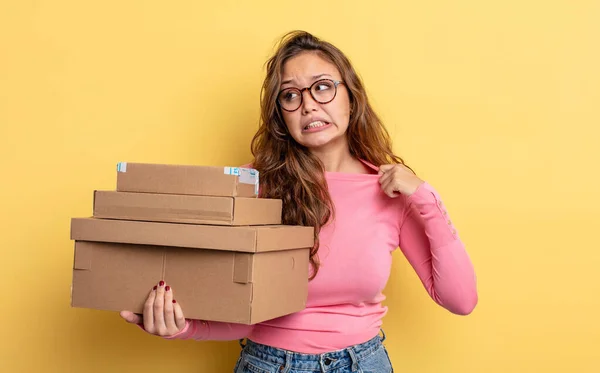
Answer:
[{"left": 304, "top": 121, "right": 327, "bottom": 130}]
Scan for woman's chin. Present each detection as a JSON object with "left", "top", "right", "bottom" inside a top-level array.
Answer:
[
  {"left": 291, "top": 130, "right": 346, "bottom": 152},
  {"left": 303, "top": 138, "right": 343, "bottom": 152}
]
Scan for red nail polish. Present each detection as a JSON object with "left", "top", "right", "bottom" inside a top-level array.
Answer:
[
  {"left": 172, "top": 300, "right": 177, "bottom": 304},
  {"left": 159, "top": 280, "right": 165, "bottom": 286},
  {"left": 153, "top": 286, "right": 157, "bottom": 290},
  {"left": 165, "top": 286, "right": 171, "bottom": 291}
]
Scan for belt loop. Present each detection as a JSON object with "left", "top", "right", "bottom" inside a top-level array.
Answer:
[
  {"left": 280, "top": 351, "right": 293, "bottom": 373},
  {"left": 380, "top": 328, "right": 386, "bottom": 342},
  {"left": 318, "top": 354, "right": 326, "bottom": 372},
  {"left": 347, "top": 348, "right": 359, "bottom": 372},
  {"left": 238, "top": 338, "right": 246, "bottom": 349}
]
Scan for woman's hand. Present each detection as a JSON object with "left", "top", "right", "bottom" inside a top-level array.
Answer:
[
  {"left": 378, "top": 164, "right": 424, "bottom": 198},
  {"left": 120, "top": 281, "right": 186, "bottom": 336}
]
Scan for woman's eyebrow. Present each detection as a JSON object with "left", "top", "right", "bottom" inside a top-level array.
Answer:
[
  {"left": 281, "top": 73, "right": 333, "bottom": 86},
  {"left": 311, "top": 73, "right": 333, "bottom": 81}
]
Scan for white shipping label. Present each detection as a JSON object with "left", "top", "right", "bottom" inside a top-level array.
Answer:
[
  {"left": 239, "top": 168, "right": 258, "bottom": 185},
  {"left": 117, "top": 162, "right": 127, "bottom": 172},
  {"left": 224, "top": 166, "right": 259, "bottom": 194}
]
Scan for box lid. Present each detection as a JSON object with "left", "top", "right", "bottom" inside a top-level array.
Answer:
[
  {"left": 116, "top": 162, "right": 259, "bottom": 197},
  {"left": 70, "top": 218, "right": 314, "bottom": 253},
  {"left": 92, "top": 191, "right": 282, "bottom": 226}
]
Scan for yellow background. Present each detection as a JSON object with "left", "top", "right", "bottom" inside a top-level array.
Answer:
[{"left": 1, "top": 1, "right": 598, "bottom": 372}]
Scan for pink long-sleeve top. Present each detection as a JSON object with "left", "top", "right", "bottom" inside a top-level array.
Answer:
[{"left": 164, "top": 161, "right": 478, "bottom": 353}]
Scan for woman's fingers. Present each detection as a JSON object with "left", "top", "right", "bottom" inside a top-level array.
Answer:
[
  {"left": 135, "top": 281, "right": 186, "bottom": 336},
  {"left": 378, "top": 168, "right": 393, "bottom": 186},
  {"left": 153, "top": 281, "right": 167, "bottom": 335},
  {"left": 163, "top": 285, "right": 178, "bottom": 333},
  {"left": 120, "top": 310, "right": 142, "bottom": 324},
  {"left": 381, "top": 176, "right": 400, "bottom": 198},
  {"left": 143, "top": 286, "right": 157, "bottom": 333},
  {"left": 173, "top": 300, "right": 186, "bottom": 331}
]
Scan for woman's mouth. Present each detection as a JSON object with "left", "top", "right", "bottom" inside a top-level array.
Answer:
[{"left": 302, "top": 121, "right": 332, "bottom": 132}]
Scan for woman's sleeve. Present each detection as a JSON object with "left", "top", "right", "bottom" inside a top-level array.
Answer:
[
  {"left": 162, "top": 320, "right": 255, "bottom": 341},
  {"left": 137, "top": 320, "right": 255, "bottom": 341},
  {"left": 398, "top": 182, "right": 478, "bottom": 315}
]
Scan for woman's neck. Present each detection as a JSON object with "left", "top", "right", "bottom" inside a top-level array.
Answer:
[{"left": 310, "top": 141, "right": 366, "bottom": 174}]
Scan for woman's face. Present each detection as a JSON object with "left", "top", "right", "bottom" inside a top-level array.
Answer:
[{"left": 279, "top": 52, "right": 351, "bottom": 151}]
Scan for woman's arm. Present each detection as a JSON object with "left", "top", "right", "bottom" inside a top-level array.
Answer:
[{"left": 398, "top": 182, "right": 478, "bottom": 315}]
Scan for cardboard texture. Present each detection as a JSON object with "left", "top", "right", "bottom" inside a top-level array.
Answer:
[
  {"left": 71, "top": 218, "right": 314, "bottom": 252},
  {"left": 72, "top": 241, "right": 309, "bottom": 324},
  {"left": 70, "top": 162, "right": 313, "bottom": 324},
  {"left": 116, "top": 162, "right": 258, "bottom": 197},
  {"left": 93, "top": 191, "right": 282, "bottom": 225}
]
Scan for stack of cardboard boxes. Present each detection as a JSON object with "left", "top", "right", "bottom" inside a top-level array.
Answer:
[{"left": 70, "top": 162, "right": 314, "bottom": 325}]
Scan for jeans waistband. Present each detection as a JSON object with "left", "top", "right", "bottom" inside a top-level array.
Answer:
[{"left": 240, "top": 329, "right": 386, "bottom": 372}]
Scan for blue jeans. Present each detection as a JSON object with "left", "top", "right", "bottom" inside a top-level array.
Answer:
[{"left": 234, "top": 330, "right": 393, "bottom": 373}]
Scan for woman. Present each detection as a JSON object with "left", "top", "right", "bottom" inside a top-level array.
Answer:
[{"left": 120, "top": 30, "right": 478, "bottom": 373}]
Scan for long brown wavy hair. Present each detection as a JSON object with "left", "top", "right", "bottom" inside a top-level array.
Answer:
[{"left": 250, "top": 30, "right": 412, "bottom": 280}]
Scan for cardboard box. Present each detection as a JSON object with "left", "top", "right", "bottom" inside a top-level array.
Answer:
[
  {"left": 70, "top": 218, "right": 313, "bottom": 252},
  {"left": 69, "top": 218, "right": 314, "bottom": 324},
  {"left": 72, "top": 241, "right": 309, "bottom": 324},
  {"left": 116, "top": 162, "right": 259, "bottom": 197},
  {"left": 93, "top": 191, "right": 282, "bottom": 226}
]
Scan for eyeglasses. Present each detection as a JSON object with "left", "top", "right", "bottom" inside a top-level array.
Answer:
[{"left": 277, "top": 79, "right": 344, "bottom": 112}]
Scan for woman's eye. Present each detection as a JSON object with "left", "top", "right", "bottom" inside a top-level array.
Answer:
[{"left": 284, "top": 92, "right": 298, "bottom": 101}]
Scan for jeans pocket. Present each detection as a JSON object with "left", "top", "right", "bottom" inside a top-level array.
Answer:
[
  {"left": 358, "top": 345, "right": 394, "bottom": 373},
  {"left": 233, "top": 355, "right": 242, "bottom": 373},
  {"left": 237, "top": 353, "right": 279, "bottom": 373}
]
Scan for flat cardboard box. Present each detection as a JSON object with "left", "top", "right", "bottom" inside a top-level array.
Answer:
[
  {"left": 93, "top": 191, "right": 282, "bottom": 225},
  {"left": 116, "top": 162, "right": 258, "bottom": 197},
  {"left": 70, "top": 218, "right": 314, "bottom": 252},
  {"left": 71, "top": 241, "right": 309, "bottom": 324}
]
